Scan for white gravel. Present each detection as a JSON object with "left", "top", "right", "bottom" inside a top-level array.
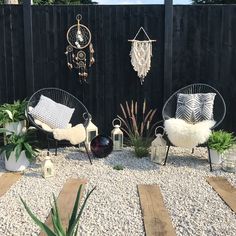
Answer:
[{"left": 0, "top": 147, "right": 236, "bottom": 236}]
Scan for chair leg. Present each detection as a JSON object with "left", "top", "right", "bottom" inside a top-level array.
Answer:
[
  {"left": 207, "top": 144, "right": 213, "bottom": 172},
  {"left": 83, "top": 142, "right": 92, "bottom": 165},
  {"left": 55, "top": 140, "right": 58, "bottom": 156},
  {"left": 47, "top": 135, "right": 50, "bottom": 156},
  {"left": 163, "top": 144, "right": 171, "bottom": 166},
  {"left": 191, "top": 148, "right": 194, "bottom": 154}
]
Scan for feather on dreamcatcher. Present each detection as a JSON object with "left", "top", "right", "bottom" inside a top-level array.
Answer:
[
  {"left": 129, "top": 27, "right": 156, "bottom": 85},
  {"left": 65, "top": 14, "right": 95, "bottom": 82}
]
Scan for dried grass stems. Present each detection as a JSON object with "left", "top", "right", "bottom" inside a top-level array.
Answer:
[{"left": 118, "top": 99, "right": 157, "bottom": 146}]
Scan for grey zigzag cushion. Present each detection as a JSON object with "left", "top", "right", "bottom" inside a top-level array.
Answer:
[{"left": 175, "top": 93, "right": 216, "bottom": 123}]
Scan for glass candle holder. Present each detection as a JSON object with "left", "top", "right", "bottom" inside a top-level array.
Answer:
[{"left": 221, "top": 148, "right": 236, "bottom": 173}]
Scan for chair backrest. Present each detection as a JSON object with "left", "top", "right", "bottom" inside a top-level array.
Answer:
[
  {"left": 162, "top": 83, "right": 226, "bottom": 129},
  {"left": 27, "top": 88, "right": 89, "bottom": 133}
]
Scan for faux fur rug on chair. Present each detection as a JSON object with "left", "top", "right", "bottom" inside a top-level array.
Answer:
[
  {"left": 164, "top": 118, "right": 216, "bottom": 148},
  {"left": 53, "top": 124, "right": 86, "bottom": 145}
]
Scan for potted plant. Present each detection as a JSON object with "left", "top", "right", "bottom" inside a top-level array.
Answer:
[
  {"left": 208, "top": 130, "right": 236, "bottom": 164},
  {"left": 0, "top": 127, "right": 38, "bottom": 171},
  {"left": 0, "top": 99, "right": 28, "bottom": 135}
]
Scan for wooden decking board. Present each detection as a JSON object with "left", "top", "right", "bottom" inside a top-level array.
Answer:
[
  {"left": 40, "top": 178, "right": 87, "bottom": 236},
  {"left": 0, "top": 172, "right": 22, "bottom": 197},
  {"left": 207, "top": 176, "right": 236, "bottom": 213},
  {"left": 138, "top": 184, "right": 176, "bottom": 236}
]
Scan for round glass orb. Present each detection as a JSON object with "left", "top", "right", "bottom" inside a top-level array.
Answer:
[{"left": 90, "top": 134, "right": 113, "bottom": 158}]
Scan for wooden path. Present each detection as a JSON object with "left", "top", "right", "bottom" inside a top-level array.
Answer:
[
  {"left": 40, "top": 178, "right": 87, "bottom": 236},
  {"left": 207, "top": 176, "right": 236, "bottom": 213},
  {"left": 138, "top": 184, "right": 176, "bottom": 236},
  {"left": 0, "top": 172, "right": 22, "bottom": 197}
]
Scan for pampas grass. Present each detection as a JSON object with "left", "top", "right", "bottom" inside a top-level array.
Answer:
[{"left": 117, "top": 99, "right": 157, "bottom": 148}]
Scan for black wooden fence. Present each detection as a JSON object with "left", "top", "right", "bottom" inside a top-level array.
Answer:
[{"left": 0, "top": 3, "right": 236, "bottom": 135}]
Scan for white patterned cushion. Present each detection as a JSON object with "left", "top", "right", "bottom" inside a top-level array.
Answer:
[
  {"left": 175, "top": 93, "right": 216, "bottom": 123},
  {"left": 30, "top": 95, "right": 75, "bottom": 129}
]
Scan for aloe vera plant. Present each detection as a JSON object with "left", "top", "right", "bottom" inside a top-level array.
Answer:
[{"left": 20, "top": 185, "right": 95, "bottom": 236}]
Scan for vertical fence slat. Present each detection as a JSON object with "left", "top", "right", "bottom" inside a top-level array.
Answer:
[
  {"left": 23, "top": 0, "right": 34, "bottom": 97},
  {"left": 164, "top": 0, "right": 173, "bottom": 101}
]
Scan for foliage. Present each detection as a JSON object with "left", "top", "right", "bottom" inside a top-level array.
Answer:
[
  {"left": 20, "top": 184, "right": 96, "bottom": 236},
  {"left": 192, "top": 0, "right": 236, "bottom": 4},
  {"left": 208, "top": 130, "right": 236, "bottom": 154},
  {"left": 113, "top": 164, "right": 124, "bottom": 170},
  {"left": 132, "top": 136, "right": 150, "bottom": 158},
  {"left": 0, "top": 127, "right": 38, "bottom": 162},
  {"left": 118, "top": 99, "right": 157, "bottom": 145},
  {"left": 0, "top": 99, "right": 28, "bottom": 126},
  {"left": 134, "top": 146, "right": 149, "bottom": 158},
  {"left": 118, "top": 99, "right": 156, "bottom": 158}
]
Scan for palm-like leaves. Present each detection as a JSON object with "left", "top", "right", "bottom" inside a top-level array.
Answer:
[
  {"left": 0, "top": 127, "right": 38, "bottom": 161},
  {"left": 21, "top": 185, "right": 96, "bottom": 236},
  {"left": 0, "top": 99, "right": 27, "bottom": 126}
]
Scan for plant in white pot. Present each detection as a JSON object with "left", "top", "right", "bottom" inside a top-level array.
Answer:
[
  {"left": 0, "top": 99, "right": 28, "bottom": 135},
  {"left": 208, "top": 130, "right": 236, "bottom": 164},
  {"left": 0, "top": 127, "right": 38, "bottom": 171}
]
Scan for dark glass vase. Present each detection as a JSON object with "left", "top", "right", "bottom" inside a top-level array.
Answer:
[{"left": 90, "top": 134, "right": 113, "bottom": 158}]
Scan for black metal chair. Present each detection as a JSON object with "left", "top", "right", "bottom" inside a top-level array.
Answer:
[
  {"left": 162, "top": 83, "right": 226, "bottom": 171},
  {"left": 26, "top": 87, "right": 92, "bottom": 164}
]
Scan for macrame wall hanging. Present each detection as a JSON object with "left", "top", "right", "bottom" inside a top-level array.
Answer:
[
  {"left": 128, "top": 27, "right": 156, "bottom": 85},
  {"left": 65, "top": 14, "right": 95, "bottom": 82}
]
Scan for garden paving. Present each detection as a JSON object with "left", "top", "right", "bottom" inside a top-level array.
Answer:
[{"left": 0, "top": 147, "right": 235, "bottom": 236}]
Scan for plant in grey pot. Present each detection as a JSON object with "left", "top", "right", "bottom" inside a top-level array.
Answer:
[
  {"left": 208, "top": 130, "right": 236, "bottom": 164},
  {"left": 0, "top": 127, "right": 38, "bottom": 171},
  {"left": 0, "top": 99, "right": 28, "bottom": 135}
]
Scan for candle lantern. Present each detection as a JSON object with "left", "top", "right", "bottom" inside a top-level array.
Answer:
[
  {"left": 84, "top": 113, "right": 98, "bottom": 151},
  {"left": 151, "top": 126, "right": 166, "bottom": 164},
  {"left": 222, "top": 146, "right": 236, "bottom": 173},
  {"left": 111, "top": 118, "right": 123, "bottom": 151},
  {"left": 42, "top": 156, "right": 54, "bottom": 178}
]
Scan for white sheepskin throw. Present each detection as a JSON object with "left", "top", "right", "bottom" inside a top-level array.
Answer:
[
  {"left": 53, "top": 124, "right": 86, "bottom": 145},
  {"left": 164, "top": 118, "right": 216, "bottom": 148}
]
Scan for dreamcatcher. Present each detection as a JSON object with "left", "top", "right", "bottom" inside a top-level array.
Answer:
[
  {"left": 65, "top": 14, "right": 95, "bottom": 82},
  {"left": 128, "top": 27, "right": 156, "bottom": 85}
]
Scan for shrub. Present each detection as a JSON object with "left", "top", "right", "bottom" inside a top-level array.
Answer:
[{"left": 208, "top": 130, "right": 236, "bottom": 154}]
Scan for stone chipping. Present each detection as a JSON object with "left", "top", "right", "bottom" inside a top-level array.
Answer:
[{"left": 0, "top": 147, "right": 235, "bottom": 236}]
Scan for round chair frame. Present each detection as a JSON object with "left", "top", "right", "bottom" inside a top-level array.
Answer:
[
  {"left": 162, "top": 83, "right": 226, "bottom": 171},
  {"left": 27, "top": 87, "right": 92, "bottom": 164}
]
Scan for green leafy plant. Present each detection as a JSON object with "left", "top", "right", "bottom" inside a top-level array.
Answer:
[
  {"left": 0, "top": 99, "right": 28, "bottom": 126},
  {"left": 208, "top": 130, "right": 236, "bottom": 154},
  {"left": 20, "top": 185, "right": 96, "bottom": 236},
  {"left": 132, "top": 137, "right": 151, "bottom": 158},
  {"left": 134, "top": 147, "right": 149, "bottom": 158},
  {"left": 113, "top": 164, "right": 124, "bottom": 170},
  {"left": 0, "top": 127, "right": 38, "bottom": 162}
]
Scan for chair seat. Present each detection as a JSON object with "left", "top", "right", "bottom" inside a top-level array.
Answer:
[
  {"left": 53, "top": 124, "right": 86, "bottom": 145},
  {"left": 164, "top": 118, "right": 215, "bottom": 149}
]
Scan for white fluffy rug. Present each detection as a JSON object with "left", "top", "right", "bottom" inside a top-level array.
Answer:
[{"left": 164, "top": 118, "right": 215, "bottom": 148}]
